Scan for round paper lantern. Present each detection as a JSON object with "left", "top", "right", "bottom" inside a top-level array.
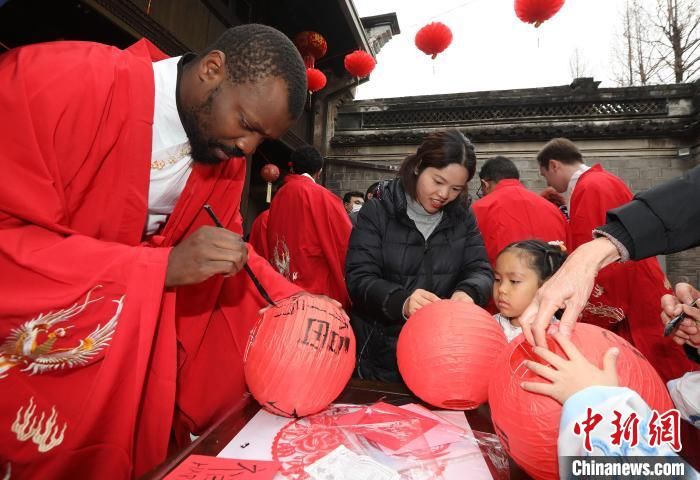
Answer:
[
  {"left": 306, "top": 68, "right": 327, "bottom": 93},
  {"left": 489, "top": 323, "right": 673, "bottom": 479},
  {"left": 260, "top": 163, "right": 280, "bottom": 203},
  {"left": 344, "top": 50, "right": 376, "bottom": 79},
  {"left": 397, "top": 300, "right": 508, "bottom": 410},
  {"left": 514, "top": 0, "right": 565, "bottom": 28},
  {"left": 293, "top": 31, "right": 327, "bottom": 68},
  {"left": 244, "top": 295, "right": 356, "bottom": 417},
  {"left": 415, "top": 22, "right": 453, "bottom": 59}
]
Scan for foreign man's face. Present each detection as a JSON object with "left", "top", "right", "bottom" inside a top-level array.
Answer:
[
  {"left": 182, "top": 52, "right": 293, "bottom": 165},
  {"left": 539, "top": 160, "right": 568, "bottom": 193}
]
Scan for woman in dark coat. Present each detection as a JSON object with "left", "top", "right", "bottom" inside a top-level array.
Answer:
[{"left": 345, "top": 129, "right": 493, "bottom": 382}]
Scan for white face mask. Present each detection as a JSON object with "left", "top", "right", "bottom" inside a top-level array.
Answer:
[{"left": 351, "top": 203, "right": 363, "bottom": 213}]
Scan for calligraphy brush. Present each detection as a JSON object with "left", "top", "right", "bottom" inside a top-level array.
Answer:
[{"left": 203, "top": 204, "right": 276, "bottom": 306}]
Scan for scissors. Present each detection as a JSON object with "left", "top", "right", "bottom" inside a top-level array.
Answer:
[{"left": 663, "top": 298, "right": 698, "bottom": 337}]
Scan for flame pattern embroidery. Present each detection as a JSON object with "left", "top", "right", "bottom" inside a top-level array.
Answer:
[
  {"left": 11, "top": 397, "right": 67, "bottom": 453},
  {"left": 0, "top": 286, "right": 124, "bottom": 379}
]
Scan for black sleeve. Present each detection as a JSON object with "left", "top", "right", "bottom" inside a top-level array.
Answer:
[
  {"left": 452, "top": 209, "right": 494, "bottom": 307},
  {"left": 684, "top": 344, "right": 700, "bottom": 364},
  {"left": 601, "top": 165, "right": 700, "bottom": 260},
  {"left": 345, "top": 202, "right": 409, "bottom": 324}
]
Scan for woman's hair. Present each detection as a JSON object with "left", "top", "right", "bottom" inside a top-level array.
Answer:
[
  {"left": 498, "top": 239, "right": 568, "bottom": 284},
  {"left": 398, "top": 129, "right": 476, "bottom": 200}
]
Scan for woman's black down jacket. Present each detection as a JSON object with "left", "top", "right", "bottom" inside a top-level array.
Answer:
[{"left": 345, "top": 179, "right": 493, "bottom": 382}]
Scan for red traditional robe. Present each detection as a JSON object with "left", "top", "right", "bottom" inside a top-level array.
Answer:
[
  {"left": 248, "top": 209, "right": 270, "bottom": 260},
  {"left": 472, "top": 179, "right": 570, "bottom": 266},
  {"left": 0, "top": 40, "right": 300, "bottom": 479},
  {"left": 266, "top": 174, "right": 352, "bottom": 309},
  {"left": 570, "top": 165, "right": 695, "bottom": 381}
]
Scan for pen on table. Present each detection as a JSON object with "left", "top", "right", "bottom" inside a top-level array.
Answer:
[
  {"left": 203, "top": 204, "right": 276, "bottom": 306},
  {"left": 663, "top": 298, "right": 698, "bottom": 337}
]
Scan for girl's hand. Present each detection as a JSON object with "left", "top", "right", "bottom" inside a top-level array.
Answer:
[
  {"left": 520, "top": 332, "right": 620, "bottom": 404},
  {"left": 404, "top": 289, "right": 440, "bottom": 317}
]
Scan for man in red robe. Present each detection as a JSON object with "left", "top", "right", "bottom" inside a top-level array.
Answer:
[
  {"left": 249, "top": 208, "right": 270, "bottom": 259},
  {"left": 266, "top": 147, "right": 353, "bottom": 309},
  {"left": 0, "top": 25, "right": 316, "bottom": 478},
  {"left": 473, "top": 155, "right": 569, "bottom": 267},
  {"left": 537, "top": 138, "right": 695, "bottom": 381}
]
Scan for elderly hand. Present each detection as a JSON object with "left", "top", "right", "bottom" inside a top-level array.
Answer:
[
  {"left": 661, "top": 282, "right": 700, "bottom": 348},
  {"left": 520, "top": 237, "right": 620, "bottom": 347},
  {"left": 521, "top": 332, "right": 620, "bottom": 404}
]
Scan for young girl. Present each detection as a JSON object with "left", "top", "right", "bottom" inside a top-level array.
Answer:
[{"left": 493, "top": 240, "right": 567, "bottom": 342}]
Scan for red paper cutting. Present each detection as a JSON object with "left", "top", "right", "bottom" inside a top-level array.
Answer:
[{"left": 164, "top": 455, "right": 280, "bottom": 480}]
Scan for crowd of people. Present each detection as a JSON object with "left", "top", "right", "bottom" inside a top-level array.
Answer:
[{"left": 1, "top": 22, "right": 698, "bottom": 479}]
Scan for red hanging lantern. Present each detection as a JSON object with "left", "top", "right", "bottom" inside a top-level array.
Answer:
[
  {"left": 344, "top": 50, "right": 376, "bottom": 79},
  {"left": 244, "top": 295, "right": 356, "bottom": 417},
  {"left": 415, "top": 22, "right": 453, "bottom": 59},
  {"left": 261, "top": 163, "right": 280, "bottom": 203},
  {"left": 397, "top": 300, "right": 507, "bottom": 410},
  {"left": 514, "top": 0, "right": 565, "bottom": 28},
  {"left": 294, "top": 31, "right": 327, "bottom": 68},
  {"left": 489, "top": 323, "right": 673, "bottom": 479},
  {"left": 306, "top": 68, "right": 327, "bottom": 93}
]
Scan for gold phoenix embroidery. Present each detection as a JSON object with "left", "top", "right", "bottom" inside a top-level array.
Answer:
[
  {"left": 11, "top": 397, "right": 67, "bottom": 453},
  {"left": 0, "top": 286, "right": 123, "bottom": 379},
  {"left": 272, "top": 237, "right": 298, "bottom": 282}
]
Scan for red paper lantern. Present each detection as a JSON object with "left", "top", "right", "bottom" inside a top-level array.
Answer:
[
  {"left": 514, "top": 0, "right": 565, "bottom": 28},
  {"left": 415, "top": 22, "right": 453, "bottom": 59},
  {"left": 261, "top": 163, "right": 280, "bottom": 203},
  {"left": 397, "top": 300, "right": 507, "bottom": 410},
  {"left": 489, "top": 323, "right": 673, "bottom": 479},
  {"left": 293, "top": 31, "right": 327, "bottom": 68},
  {"left": 244, "top": 295, "right": 356, "bottom": 417},
  {"left": 306, "top": 68, "right": 327, "bottom": 93},
  {"left": 344, "top": 50, "right": 376, "bottom": 79}
]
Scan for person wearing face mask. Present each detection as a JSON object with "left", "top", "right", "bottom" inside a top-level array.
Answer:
[
  {"left": 343, "top": 191, "right": 365, "bottom": 226},
  {"left": 0, "top": 24, "right": 335, "bottom": 479},
  {"left": 265, "top": 147, "right": 353, "bottom": 309},
  {"left": 345, "top": 129, "right": 494, "bottom": 383}
]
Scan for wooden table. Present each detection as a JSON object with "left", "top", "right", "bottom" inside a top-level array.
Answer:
[{"left": 142, "top": 379, "right": 527, "bottom": 479}]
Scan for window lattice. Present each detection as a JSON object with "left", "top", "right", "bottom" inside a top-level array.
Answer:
[{"left": 361, "top": 100, "right": 667, "bottom": 128}]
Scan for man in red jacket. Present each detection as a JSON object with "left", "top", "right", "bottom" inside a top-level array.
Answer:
[
  {"left": 473, "top": 156, "right": 569, "bottom": 267},
  {"left": 537, "top": 138, "right": 694, "bottom": 381},
  {"left": 0, "top": 24, "right": 313, "bottom": 478},
  {"left": 266, "top": 147, "right": 353, "bottom": 309}
]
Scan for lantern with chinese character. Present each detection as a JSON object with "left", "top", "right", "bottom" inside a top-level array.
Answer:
[
  {"left": 397, "top": 300, "right": 507, "bottom": 410},
  {"left": 244, "top": 295, "right": 356, "bottom": 417},
  {"left": 344, "top": 50, "right": 376, "bottom": 80},
  {"left": 489, "top": 323, "right": 674, "bottom": 480},
  {"left": 415, "top": 22, "right": 453, "bottom": 59},
  {"left": 294, "top": 31, "right": 328, "bottom": 68},
  {"left": 261, "top": 164, "right": 280, "bottom": 203},
  {"left": 515, "top": 0, "right": 565, "bottom": 28}
]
